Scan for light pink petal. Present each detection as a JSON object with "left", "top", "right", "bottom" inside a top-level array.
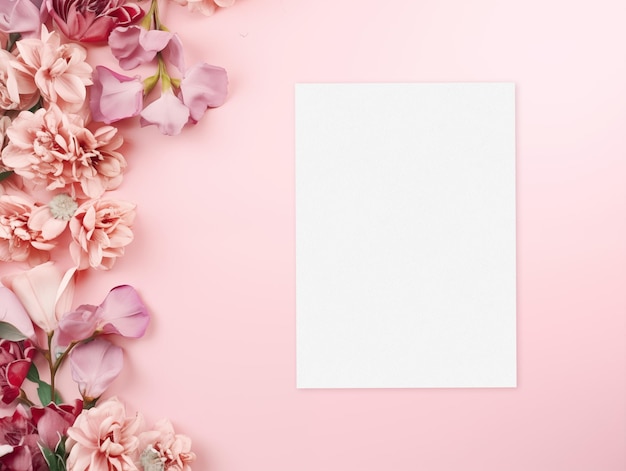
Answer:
[
  {"left": 0, "top": 288, "right": 35, "bottom": 339},
  {"left": 97, "top": 285, "right": 149, "bottom": 338},
  {"left": 181, "top": 62, "right": 228, "bottom": 122},
  {"left": 69, "top": 338, "right": 123, "bottom": 399},
  {"left": 90, "top": 66, "right": 143, "bottom": 124},
  {"left": 161, "top": 33, "right": 185, "bottom": 75},
  {"left": 140, "top": 90, "right": 190, "bottom": 135}
]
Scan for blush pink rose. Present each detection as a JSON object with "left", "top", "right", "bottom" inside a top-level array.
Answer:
[
  {"left": 66, "top": 397, "right": 142, "bottom": 471},
  {"left": 69, "top": 198, "right": 136, "bottom": 270},
  {"left": 138, "top": 419, "right": 196, "bottom": 471},
  {"left": 46, "top": 0, "right": 145, "bottom": 43},
  {"left": 1, "top": 104, "right": 127, "bottom": 199},
  {"left": 0, "top": 194, "right": 57, "bottom": 266},
  {"left": 14, "top": 26, "right": 93, "bottom": 113}
]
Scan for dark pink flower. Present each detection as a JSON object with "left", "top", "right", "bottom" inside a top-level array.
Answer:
[
  {"left": 90, "top": 66, "right": 143, "bottom": 124},
  {"left": 140, "top": 88, "right": 189, "bottom": 135},
  {"left": 69, "top": 338, "right": 123, "bottom": 401},
  {"left": 180, "top": 62, "right": 228, "bottom": 122},
  {"left": 46, "top": 0, "right": 145, "bottom": 43},
  {"left": 31, "top": 400, "right": 83, "bottom": 451},
  {"left": 0, "top": 405, "right": 45, "bottom": 471},
  {"left": 0, "top": 0, "right": 41, "bottom": 38},
  {"left": 0, "top": 339, "right": 35, "bottom": 404},
  {"left": 109, "top": 25, "right": 173, "bottom": 70},
  {"left": 57, "top": 285, "right": 149, "bottom": 346}
]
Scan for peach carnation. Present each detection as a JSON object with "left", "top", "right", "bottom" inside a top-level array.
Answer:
[
  {"left": 171, "top": 0, "right": 234, "bottom": 16},
  {"left": 1, "top": 104, "right": 126, "bottom": 199},
  {"left": 0, "top": 194, "right": 57, "bottom": 265},
  {"left": 66, "top": 397, "right": 142, "bottom": 471},
  {"left": 0, "top": 49, "right": 39, "bottom": 111},
  {"left": 69, "top": 198, "right": 136, "bottom": 270},
  {"left": 138, "top": 419, "right": 196, "bottom": 471},
  {"left": 14, "top": 26, "right": 93, "bottom": 113}
]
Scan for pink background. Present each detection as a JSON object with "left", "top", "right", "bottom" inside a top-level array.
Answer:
[{"left": 3, "top": 0, "right": 626, "bottom": 470}]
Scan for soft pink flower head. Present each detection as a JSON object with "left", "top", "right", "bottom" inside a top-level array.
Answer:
[
  {"left": 180, "top": 62, "right": 228, "bottom": 123},
  {"left": 1, "top": 261, "right": 76, "bottom": 333},
  {"left": 30, "top": 400, "right": 83, "bottom": 451},
  {"left": 15, "top": 26, "right": 93, "bottom": 112},
  {"left": 66, "top": 397, "right": 142, "bottom": 471},
  {"left": 0, "top": 195, "right": 57, "bottom": 266},
  {"left": 0, "top": 0, "right": 42, "bottom": 37},
  {"left": 69, "top": 198, "right": 136, "bottom": 270},
  {"left": 138, "top": 419, "right": 196, "bottom": 471},
  {"left": 0, "top": 339, "right": 35, "bottom": 404},
  {"left": 0, "top": 49, "right": 39, "bottom": 111},
  {"left": 109, "top": 26, "right": 174, "bottom": 70},
  {"left": 1, "top": 104, "right": 127, "bottom": 199},
  {"left": 171, "top": 0, "right": 234, "bottom": 16},
  {"left": 90, "top": 66, "right": 143, "bottom": 124},
  {"left": 69, "top": 338, "right": 123, "bottom": 401},
  {"left": 57, "top": 284, "right": 149, "bottom": 346},
  {"left": 46, "top": 0, "right": 145, "bottom": 43},
  {"left": 140, "top": 89, "right": 189, "bottom": 136}
]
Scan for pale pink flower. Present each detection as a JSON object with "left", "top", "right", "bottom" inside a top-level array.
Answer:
[
  {"left": 0, "top": 195, "right": 57, "bottom": 266},
  {"left": 138, "top": 419, "right": 196, "bottom": 471},
  {"left": 1, "top": 261, "right": 76, "bottom": 334},
  {"left": 140, "top": 89, "right": 189, "bottom": 136},
  {"left": 109, "top": 26, "right": 174, "bottom": 70},
  {"left": 90, "top": 66, "right": 143, "bottom": 124},
  {"left": 57, "top": 284, "right": 149, "bottom": 346},
  {"left": 66, "top": 397, "right": 142, "bottom": 471},
  {"left": 180, "top": 62, "right": 228, "bottom": 123},
  {"left": 0, "top": 0, "right": 42, "bottom": 37},
  {"left": 1, "top": 104, "right": 126, "bottom": 199},
  {"left": 0, "top": 288, "right": 36, "bottom": 340},
  {"left": 46, "top": 0, "right": 145, "bottom": 43},
  {"left": 15, "top": 26, "right": 93, "bottom": 112},
  {"left": 171, "top": 0, "right": 234, "bottom": 16},
  {"left": 69, "top": 198, "right": 136, "bottom": 270},
  {"left": 0, "top": 50, "right": 39, "bottom": 111},
  {"left": 69, "top": 338, "right": 124, "bottom": 401}
]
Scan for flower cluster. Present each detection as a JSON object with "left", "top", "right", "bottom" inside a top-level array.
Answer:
[
  {"left": 0, "top": 262, "right": 195, "bottom": 471},
  {"left": 0, "top": 0, "right": 229, "bottom": 270}
]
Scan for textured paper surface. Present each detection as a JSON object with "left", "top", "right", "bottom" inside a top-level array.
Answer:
[{"left": 296, "top": 83, "right": 516, "bottom": 388}]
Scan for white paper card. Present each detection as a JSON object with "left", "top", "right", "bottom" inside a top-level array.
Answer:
[{"left": 295, "top": 83, "right": 516, "bottom": 388}]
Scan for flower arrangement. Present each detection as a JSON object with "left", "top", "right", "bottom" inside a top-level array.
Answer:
[{"left": 0, "top": 0, "right": 234, "bottom": 469}]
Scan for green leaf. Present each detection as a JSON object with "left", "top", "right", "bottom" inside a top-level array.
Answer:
[
  {"left": 0, "top": 170, "right": 13, "bottom": 182},
  {"left": 27, "top": 362, "right": 41, "bottom": 383},
  {"left": 0, "top": 321, "right": 28, "bottom": 341},
  {"left": 40, "top": 446, "right": 60, "bottom": 471},
  {"left": 37, "top": 382, "right": 63, "bottom": 405}
]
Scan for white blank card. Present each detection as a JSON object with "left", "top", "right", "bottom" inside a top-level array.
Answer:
[{"left": 295, "top": 83, "right": 516, "bottom": 388}]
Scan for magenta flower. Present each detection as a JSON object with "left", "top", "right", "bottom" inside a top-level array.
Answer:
[
  {"left": 140, "top": 89, "right": 189, "bottom": 135},
  {"left": 0, "top": 405, "right": 45, "bottom": 471},
  {"left": 30, "top": 400, "right": 83, "bottom": 451},
  {"left": 90, "top": 66, "right": 143, "bottom": 124},
  {"left": 180, "top": 62, "right": 228, "bottom": 122},
  {"left": 57, "top": 285, "right": 149, "bottom": 346},
  {"left": 69, "top": 338, "right": 124, "bottom": 401},
  {"left": 109, "top": 25, "right": 174, "bottom": 70},
  {"left": 0, "top": 0, "right": 41, "bottom": 37},
  {"left": 46, "top": 0, "right": 145, "bottom": 43},
  {"left": 0, "top": 339, "right": 35, "bottom": 404}
]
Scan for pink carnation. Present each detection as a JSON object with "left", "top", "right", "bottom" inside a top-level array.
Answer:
[
  {"left": 66, "top": 397, "right": 142, "bottom": 471},
  {"left": 1, "top": 104, "right": 126, "bottom": 199},
  {"left": 14, "top": 26, "right": 93, "bottom": 113},
  {"left": 0, "top": 49, "right": 39, "bottom": 111},
  {"left": 69, "top": 198, "right": 136, "bottom": 270},
  {"left": 138, "top": 419, "right": 196, "bottom": 471},
  {"left": 0, "top": 194, "right": 56, "bottom": 265},
  {"left": 171, "top": 0, "right": 234, "bottom": 16}
]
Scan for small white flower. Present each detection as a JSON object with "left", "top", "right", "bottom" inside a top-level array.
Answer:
[
  {"left": 49, "top": 193, "right": 78, "bottom": 221},
  {"left": 140, "top": 446, "right": 165, "bottom": 471}
]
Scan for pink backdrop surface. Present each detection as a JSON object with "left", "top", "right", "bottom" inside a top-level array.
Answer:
[{"left": 3, "top": 0, "right": 626, "bottom": 470}]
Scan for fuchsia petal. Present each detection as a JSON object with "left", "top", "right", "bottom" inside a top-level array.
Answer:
[
  {"left": 69, "top": 338, "right": 123, "bottom": 400},
  {"left": 97, "top": 285, "right": 149, "bottom": 338}
]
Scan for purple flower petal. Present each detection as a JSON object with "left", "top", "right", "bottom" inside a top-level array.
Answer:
[
  {"left": 69, "top": 338, "right": 123, "bottom": 399},
  {"left": 181, "top": 62, "right": 228, "bottom": 122}
]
